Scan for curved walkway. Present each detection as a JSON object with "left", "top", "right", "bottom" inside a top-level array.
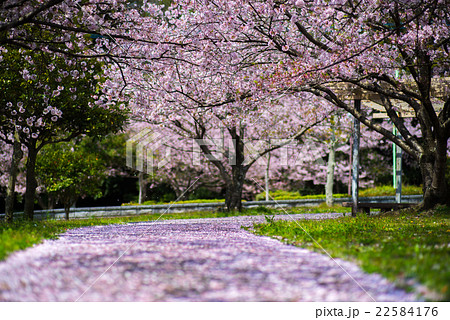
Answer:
[{"left": 0, "top": 214, "right": 417, "bottom": 301}]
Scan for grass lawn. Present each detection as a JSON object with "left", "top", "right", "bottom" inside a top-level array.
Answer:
[{"left": 251, "top": 205, "right": 450, "bottom": 301}]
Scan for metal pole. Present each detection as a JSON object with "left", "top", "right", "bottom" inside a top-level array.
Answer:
[
  {"left": 265, "top": 151, "right": 271, "bottom": 201},
  {"left": 393, "top": 126, "right": 397, "bottom": 188},
  {"left": 348, "top": 131, "right": 353, "bottom": 196},
  {"left": 395, "top": 130, "right": 402, "bottom": 203},
  {"left": 352, "top": 99, "right": 361, "bottom": 217}
]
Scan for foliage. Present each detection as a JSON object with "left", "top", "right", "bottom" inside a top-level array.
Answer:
[
  {"left": 255, "top": 185, "right": 422, "bottom": 201},
  {"left": 36, "top": 140, "right": 107, "bottom": 214},
  {"left": 69, "top": 133, "right": 134, "bottom": 207},
  {"left": 0, "top": 43, "right": 128, "bottom": 220},
  {"left": 0, "top": 47, "right": 127, "bottom": 146},
  {"left": 359, "top": 185, "right": 423, "bottom": 197},
  {"left": 122, "top": 199, "right": 226, "bottom": 206},
  {"left": 255, "top": 190, "right": 348, "bottom": 201},
  {"left": 252, "top": 207, "right": 450, "bottom": 301},
  {"left": 79, "top": 133, "right": 129, "bottom": 173}
]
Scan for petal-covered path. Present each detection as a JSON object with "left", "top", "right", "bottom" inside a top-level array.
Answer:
[{"left": 0, "top": 214, "right": 417, "bottom": 301}]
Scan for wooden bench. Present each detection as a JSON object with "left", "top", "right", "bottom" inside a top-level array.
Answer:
[{"left": 342, "top": 202, "right": 417, "bottom": 214}]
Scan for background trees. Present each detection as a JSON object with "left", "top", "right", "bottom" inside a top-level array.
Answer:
[
  {"left": 126, "top": 94, "right": 331, "bottom": 210},
  {"left": 2, "top": 1, "right": 447, "bottom": 219},
  {"left": 118, "top": 40, "right": 333, "bottom": 209},
  {"left": 112, "top": 3, "right": 338, "bottom": 210}
]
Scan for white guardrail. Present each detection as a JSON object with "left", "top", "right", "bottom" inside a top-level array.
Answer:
[{"left": 0, "top": 195, "right": 423, "bottom": 221}]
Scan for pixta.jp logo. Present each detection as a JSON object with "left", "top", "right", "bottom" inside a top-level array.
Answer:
[
  {"left": 126, "top": 129, "right": 172, "bottom": 174},
  {"left": 126, "top": 129, "right": 326, "bottom": 173}
]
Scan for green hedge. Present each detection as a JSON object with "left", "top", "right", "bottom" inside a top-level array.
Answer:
[
  {"left": 122, "top": 199, "right": 226, "bottom": 206},
  {"left": 359, "top": 185, "right": 422, "bottom": 197},
  {"left": 255, "top": 190, "right": 348, "bottom": 201},
  {"left": 256, "top": 185, "right": 422, "bottom": 201}
]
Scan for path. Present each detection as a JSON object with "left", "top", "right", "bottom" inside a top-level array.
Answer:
[{"left": 0, "top": 214, "right": 417, "bottom": 301}]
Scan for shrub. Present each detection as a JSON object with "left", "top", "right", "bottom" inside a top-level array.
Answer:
[
  {"left": 256, "top": 185, "right": 422, "bottom": 201},
  {"left": 255, "top": 190, "right": 348, "bottom": 201},
  {"left": 360, "top": 185, "right": 422, "bottom": 197}
]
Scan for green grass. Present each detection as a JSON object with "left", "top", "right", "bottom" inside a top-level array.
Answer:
[
  {"left": 251, "top": 205, "right": 450, "bottom": 301},
  {"left": 286, "top": 203, "right": 351, "bottom": 214}
]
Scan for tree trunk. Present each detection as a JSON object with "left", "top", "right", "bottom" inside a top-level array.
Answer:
[
  {"left": 63, "top": 193, "right": 77, "bottom": 220},
  {"left": 5, "top": 134, "right": 23, "bottom": 223},
  {"left": 225, "top": 180, "right": 244, "bottom": 211},
  {"left": 325, "top": 120, "right": 337, "bottom": 206},
  {"left": 325, "top": 140, "right": 336, "bottom": 206},
  {"left": 265, "top": 151, "right": 271, "bottom": 201},
  {"left": 64, "top": 200, "right": 74, "bottom": 220},
  {"left": 64, "top": 204, "right": 70, "bottom": 220},
  {"left": 23, "top": 143, "right": 38, "bottom": 221},
  {"left": 224, "top": 165, "right": 246, "bottom": 211},
  {"left": 138, "top": 172, "right": 146, "bottom": 204},
  {"left": 420, "top": 140, "right": 449, "bottom": 209},
  {"left": 225, "top": 127, "right": 246, "bottom": 211},
  {"left": 48, "top": 194, "right": 55, "bottom": 210}
]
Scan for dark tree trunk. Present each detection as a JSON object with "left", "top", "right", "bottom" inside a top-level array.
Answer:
[
  {"left": 23, "top": 143, "right": 38, "bottom": 221},
  {"left": 138, "top": 172, "right": 147, "bottom": 204},
  {"left": 5, "top": 135, "right": 23, "bottom": 223},
  {"left": 62, "top": 192, "right": 77, "bottom": 220},
  {"left": 224, "top": 127, "right": 247, "bottom": 211},
  {"left": 225, "top": 177, "right": 244, "bottom": 211},
  {"left": 48, "top": 194, "right": 55, "bottom": 210},
  {"left": 420, "top": 139, "right": 449, "bottom": 209},
  {"left": 64, "top": 204, "right": 70, "bottom": 220}
]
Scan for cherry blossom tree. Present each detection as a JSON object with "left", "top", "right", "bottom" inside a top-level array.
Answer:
[
  {"left": 0, "top": 0, "right": 165, "bottom": 53},
  {"left": 0, "top": 47, "right": 127, "bottom": 220},
  {"left": 106, "top": 0, "right": 343, "bottom": 210},
  {"left": 161, "top": 0, "right": 449, "bottom": 209},
  {"left": 248, "top": 119, "right": 381, "bottom": 202},
  {"left": 123, "top": 61, "right": 331, "bottom": 209},
  {"left": 129, "top": 94, "right": 330, "bottom": 210},
  {"left": 125, "top": 121, "right": 223, "bottom": 203},
  {"left": 0, "top": 1, "right": 179, "bottom": 220}
]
